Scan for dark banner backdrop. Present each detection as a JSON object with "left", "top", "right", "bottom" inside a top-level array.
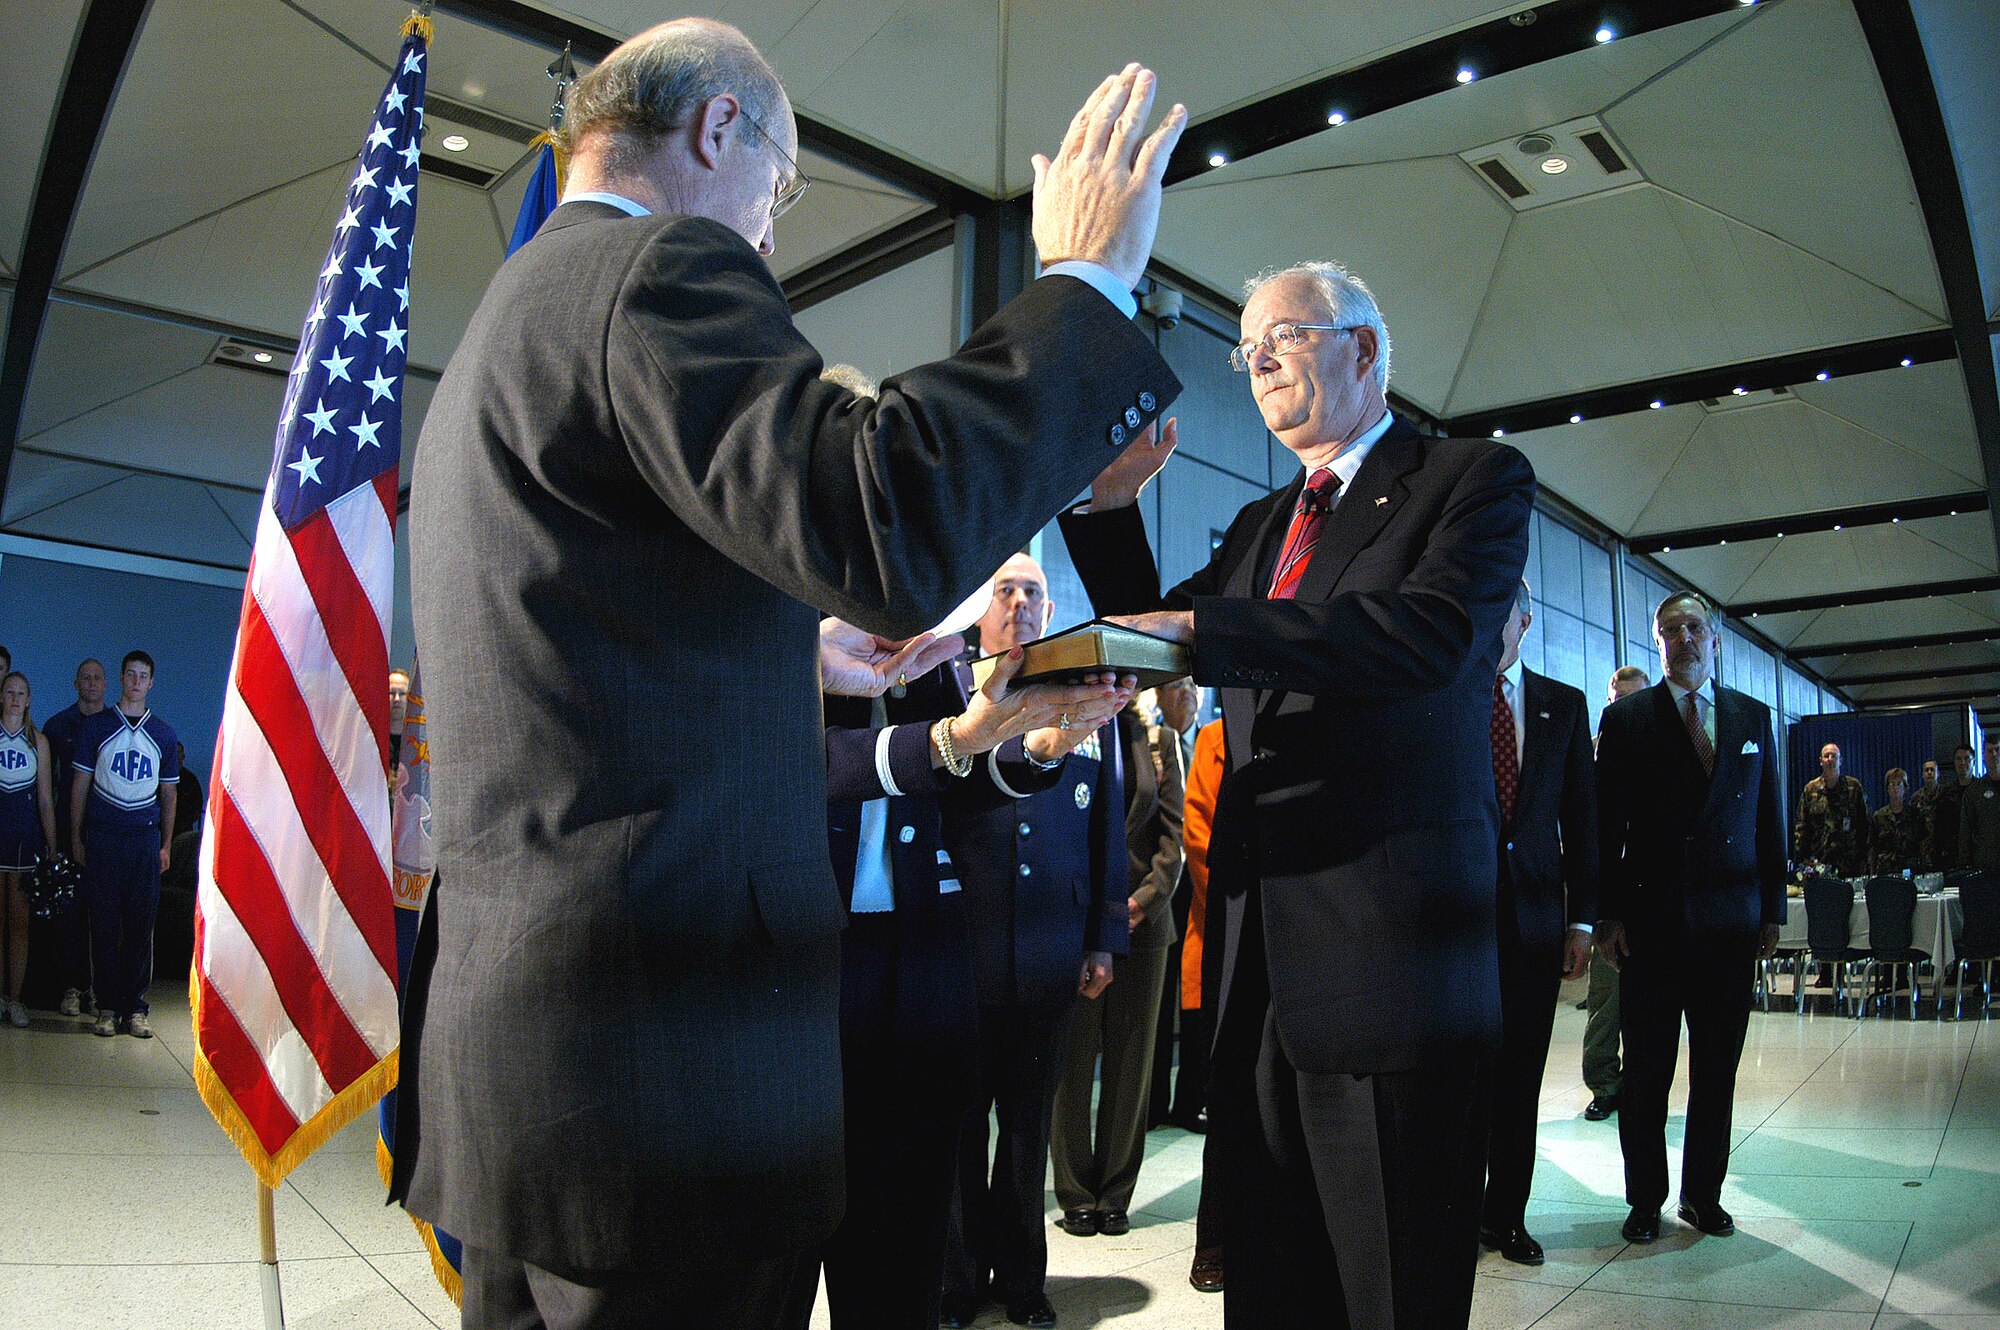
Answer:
[{"left": 1785, "top": 712, "right": 1938, "bottom": 817}]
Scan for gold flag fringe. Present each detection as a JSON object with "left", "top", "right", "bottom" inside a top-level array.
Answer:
[
  {"left": 401, "top": 8, "right": 434, "bottom": 43},
  {"left": 377, "top": 1139, "right": 466, "bottom": 1306},
  {"left": 188, "top": 965, "right": 400, "bottom": 1189},
  {"left": 528, "top": 130, "right": 569, "bottom": 195}
]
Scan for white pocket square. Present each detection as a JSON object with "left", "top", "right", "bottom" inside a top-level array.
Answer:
[{"left": 1741, "top": 740, "right": 1759, "bottom": 754}]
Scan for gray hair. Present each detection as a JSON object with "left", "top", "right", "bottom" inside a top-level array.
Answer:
[
  {"left": 559, "top": 19, "right": 784, "bottom": 164},
  {"left": 820, "top": 364, "right": 879, "bottom": 398},
  {"left": 1243, "top": 261, "right": 1391, "bottom": 393}
]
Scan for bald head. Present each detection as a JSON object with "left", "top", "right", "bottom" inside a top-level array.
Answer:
[
  {"left": 561, "top": 18, "right": 797, "bottom": 256},
  {"left": 977, "top": 554, "right": 1052, "bottom": 652}
]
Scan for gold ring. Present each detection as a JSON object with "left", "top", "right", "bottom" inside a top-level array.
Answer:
[{"left": 896, "top": 673, "right": 907, "bottom": 689}]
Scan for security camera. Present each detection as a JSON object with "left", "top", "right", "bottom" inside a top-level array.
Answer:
[{"left": 1142, "top": 287, "right": 1183, "bottom": 328}]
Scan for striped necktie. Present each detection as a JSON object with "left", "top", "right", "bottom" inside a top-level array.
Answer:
[
  {"left": 1268, "top": 470, "right": 1340, "bottom": 600},
  {"left": 1683, "top": 690, "right": 1715, "bottom": 777}
]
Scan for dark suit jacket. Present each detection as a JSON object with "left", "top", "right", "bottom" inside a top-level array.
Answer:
[
  {"left": 1595, "top": 681, "right": 1787, "bottom": 943},
  {"left": 942, "top": 665, "right": 1128, "bottom": 1016},
  {"left": 397, "top": 201, "right": 1178, "bottom": 1271},
  {"left": 1498, "top": 668, "right": 1599, "bottom": 953},
  {"left": 823, "top": 667, "right": 1063, "bottom": 1106},
  {"left": 1060, "top": 420, "right": 1534, "bottom": 1073}
]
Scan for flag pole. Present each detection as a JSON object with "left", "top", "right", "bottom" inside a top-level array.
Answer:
[{"left": 258, "top": 1182, "right": 286, "bottom": 1329}]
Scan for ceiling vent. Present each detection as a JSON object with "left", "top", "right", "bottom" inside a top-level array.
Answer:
[
  {"left": 1701, "top": 385, "right": 1793, "bottom": 413},
  {"left": 1460, "top": 115, "right": 1644, "bottom": 211},
  {"left": 428, "top": 95, "right": 539, "bottom": 146},
  {"left": 419, "top": 153, "right": 500, "bottom": 189}
]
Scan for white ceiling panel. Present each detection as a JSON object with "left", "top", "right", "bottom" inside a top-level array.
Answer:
[
  {"left": 1155, "top": 156, "right": 1511, "bottom": 414},
  {"left": 20, "top": 302, "right": 215, "bottom": 438},
  {"left": 1773, "top": 591, "right": 2000, "bottom": 651},
  {"left": 1630, "top": 396, "right": 1981, "bottom": 535},
  {"left": 1790, "top": 360, "right": 1982, "bottom": 483},
  {"left": 64, "top": 0, "right": 384, "bottom": 275},
  {"left": 1172, "top": 10, "right": 1753, "bottom": 189},
  {"left": 1904, "top": 0, "right": 2000, "bottom": 320},
  {"left": 1448, "top": 184, "right": 1942, "bottom": 414},
  {"left": 1, "top": 453, "right": 133, "bottom": 528},
  {"left": 26, "top": 362, "right": 291, "bottom": 490},
  {"left": 1660, "top": 520, "right": 1996, "bottom": 605},
  {"left": 1608, "top": 0, "right": 1944, "bottom": 321},
  {"left": 4, "top": 468, "right": 255, "bottom": 569},
  {"left": 1505, "top": 406, "right": 1703, "bottom": 535},
  {"left": 1819, "top": 642, "right": 2000, "bottom": 680},
  {"left": 0, "top": 0, "right": 88, "bottom": 272}
]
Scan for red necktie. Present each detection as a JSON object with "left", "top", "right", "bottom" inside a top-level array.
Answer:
[
  {"left": 1683, "top": 691, "right": 1715, "bottom": 776},
  {"left": 1268, "top": 470, "right": 1339, "bottom": 600},
  {"left": 1491, "top": 677, "right": 1519, "bottom": 825}
]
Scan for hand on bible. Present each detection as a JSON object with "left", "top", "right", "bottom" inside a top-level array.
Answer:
[
  {"left": 818, "top": 619, "right": 963, "bottom": 698},
  {"left": 1031, "top": 65, "right": 1188, "bottom": 290},
  {"left": 957, "top": 649, "right": 1132, "bottom": 756},
  {"left": 1104, "top": 610, "right": 1193, "bottom": 644}
]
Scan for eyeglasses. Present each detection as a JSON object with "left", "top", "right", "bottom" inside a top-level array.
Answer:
[
  {"left": 1229, "top": 323, "right": 1363, "bottom": 373},
  {"left": 740, "top": 108, "right": 810, "bottom": 219}
]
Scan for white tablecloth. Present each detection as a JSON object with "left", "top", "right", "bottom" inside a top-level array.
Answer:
[{"left": 1777, "top": 886, "right": 1963, "bottom": 971}]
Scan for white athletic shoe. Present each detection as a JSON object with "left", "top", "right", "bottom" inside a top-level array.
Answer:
[
  {"left": 5, "top": 1001, "right": 27, "bottom": 1028},
  {"left": 59, "top": 989, "right": 81, "bottom": 1017},
  {"left": 126, "top": 1012, "right": 153, "bottom": 1039},
  {"left": 93, "top": 1010, "right": 117, "bottom": 1038}
]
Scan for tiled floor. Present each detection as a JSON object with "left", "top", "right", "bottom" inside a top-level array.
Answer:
[{"left": 2, "top": 977, "right": 1996, "bottom": 1329}]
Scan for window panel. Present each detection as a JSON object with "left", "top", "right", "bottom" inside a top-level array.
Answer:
[
  {"left": 1540, "top": 520, "right": 1584, "bottom": 617},
  {"left": 1157, "top": 320, "right": 1270, "bottom": 485},
  {"left": 1585, "top": 624, "right": 1618, "bottom": 735},
  {"left": 1541, "top": 606, "right": 1587, "bottom": 696},
  {"left": 1581, "top": 540, "right": 1615, "bottom": 631}
]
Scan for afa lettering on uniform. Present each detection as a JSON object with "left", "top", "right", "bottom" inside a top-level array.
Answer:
[
  {"left": 109, "top": 750, "right": 155, "bottom": 782},
  {"left": 0, "top": 749, "right": 28, "bottom": 771}
]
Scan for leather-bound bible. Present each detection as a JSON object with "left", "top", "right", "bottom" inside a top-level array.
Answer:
[{"left": 970, "top": 618, "right": 1191, "bottom": 692}]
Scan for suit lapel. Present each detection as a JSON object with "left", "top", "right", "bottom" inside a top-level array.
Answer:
[
  {"left": 1291, "top": 422, "right": 1424, "bottom": 605},
  {"left": 1235, "top": 474, "right": 1303, "bottom": 602},
  {"left": 1651, "top": 682, "right": 1708, "bottom": 790},
  {"left": 1697, "top": 687, "right": 1743, "bottom": 825},
  {"left": 1517, "top": 670, "right": 1548, "bottom": 796}
]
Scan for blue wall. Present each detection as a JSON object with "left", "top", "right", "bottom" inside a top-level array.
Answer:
[{"left": 0, "top": 554, "right": 242, "bottom": 783}]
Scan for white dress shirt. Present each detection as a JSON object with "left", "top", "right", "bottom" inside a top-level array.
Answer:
[
  {"left": 1299, "top": 409, "right": 1397, "bottom": 500},
  {"left": 1665, "top": 675, "right": 1717, "bottom": 748}
]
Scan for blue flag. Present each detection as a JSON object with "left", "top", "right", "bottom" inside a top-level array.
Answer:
[{"left": 508, "top": 140, "right": 563, "bottom": 257}]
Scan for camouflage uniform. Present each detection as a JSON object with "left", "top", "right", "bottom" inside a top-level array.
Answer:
[
  {"left": 1921, "top": 782, "right": 1968, "bottom": 870},
  {"left": 1870, "top": 804, "right": 1924, "bottom": 875},
  {"left": 1794, "top": 773, "right": 1870, "bottom": 876}
]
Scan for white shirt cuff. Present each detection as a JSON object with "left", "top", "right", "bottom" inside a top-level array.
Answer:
[
  {"left": 1571, "top": 921, "right": 1594, "bottom": 934},
  {"left": 874, "top": 726, "right": 903, "bottom": 799},
  {"left": 989, "top": 747, "right": 1033, "bottom": 800},
  {"left": 1039, "top": 261, "right": 1138, "bottom": 318}
]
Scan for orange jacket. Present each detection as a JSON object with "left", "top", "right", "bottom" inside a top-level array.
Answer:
[{"left": 1180, "top": 720, "right": 1225, "bottom": 1011}]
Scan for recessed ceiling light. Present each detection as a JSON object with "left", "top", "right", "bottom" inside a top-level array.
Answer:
[
  {"left": 1663, "top": 546, "right": 1673, "bottom": 553},
  {"left": 1732, "top": 385, "right": 1747, "bottom": 395},
  {"left": 1833, "top": 524, "right": 1843, "bottom": 531},
  {"left": 1456, "top": 67, "right": 1476, "bottom": 84},
  {"left": 1720, "top": 538, "right": 1728, "bottom": 545},
  {"left": 1570, "top": 413, "right": 1583, "bottom": 424},
  {"left": 1327, "top": 111, "right": 1346, "bottom": 126},
  {"left": 1816, "top": 371, "right": 1830, "bottom": 381},
  {"left": 441, "top": 134, "right": 470, "bottom": 152},
  {"left": 1595, "top": 27, "right": 1616, "bottom": 43},
  {"left": 1491, "top": 429, "right": 1504, "bottom": 438},
  {"left": 1892, "top": 516, "right": 1901, "bottom": 523},
  {"left": 1649, "top": 400, "right": 1664, "bottom": 409},
  {"left": 1900, "top": 357, "right": 1913, "bottom": 367},
  {"left": 1539, "top": 155, "right": 1570, "bottom": 175},
  {"left": 1208, "top": 152, "right": 1228, "bottom": 167},
  {"left": 1776, "top": 532, "right": 1785, "bottom": 538},
  {"left": 252, "top": 351, "right": 273, "bottom": 363}
]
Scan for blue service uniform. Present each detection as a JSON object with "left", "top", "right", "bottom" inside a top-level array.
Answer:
[
  {"left": 39, "top": 703, "right": 95, "bottom": 995},
  {"left": 940, "top": 680, "right": 1127, "bottom": 1310},
  {"left": 0, "top": 723, "right": 43, "bottom": 870},
  {"left": 73, "top": 707, "right": 178, "bottom": 1020}
]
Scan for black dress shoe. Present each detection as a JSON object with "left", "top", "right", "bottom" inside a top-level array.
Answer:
[
  {"left": 1583, "top": 1095, "right": 1619, "bottom": 1121},
  {"left": 1097, "top": 1209, "right": 1130, "bottom": 1236},
  {"left": 939, "top": 1292, "right": 984, "bottom": 1327},
  {"left": 1479, "top": 1225, "right": 1546, "bottom": 1266},
  {"left": 1006, "top": 1292, "right": 1057, "bottom": 1328},
  {"left": 1677, "top": 1200, "right": 1735, "bottom": 1236},
  {"left": 1055, "top": 1206, "right": 1098, "bottom": 1237},
  {"left": 1621, "top": 1208, "right": 1660, "bottom": 1243},
  {"left": 1189, "top": 1247, "right": 1225, "bottom": 1293}
]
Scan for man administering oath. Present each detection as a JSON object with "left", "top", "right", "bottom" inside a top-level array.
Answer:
[
  {"left": 397, "top": 18, "right": 1187, "bottom": 1329},
  {"left": 1061, "top": 261, "right": 1535, "bottom": 1329}
]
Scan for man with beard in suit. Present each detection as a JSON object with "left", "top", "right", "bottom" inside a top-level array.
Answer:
[
  {"left": 1480, "top": 579, "right": 1596, "bottom": 1266},
  {"left": 1060, "top": 259, "right": 1534, "bottom": 1329},
  {"left": 1595, "top": 591, "right": 1785, "bottom": 1244}
]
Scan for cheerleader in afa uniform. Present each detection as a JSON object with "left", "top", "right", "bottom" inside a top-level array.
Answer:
[{"left": 0, "top": 672, "right": 58, "bottom": 1028}]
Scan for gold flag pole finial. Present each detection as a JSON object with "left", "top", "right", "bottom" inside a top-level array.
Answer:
[
  {"left": 401, "top": 3, "right": 434, "bottom": 44},
  {"left": 530, "top": 43, "right": 577, "bottom": 190}
]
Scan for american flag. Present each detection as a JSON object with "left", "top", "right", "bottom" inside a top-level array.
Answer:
[{"left": 192, "top": 18, "right": 427, "bottom": 1185}]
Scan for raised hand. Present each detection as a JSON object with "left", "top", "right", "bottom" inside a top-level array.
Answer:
[
  {"left": 1091, "top": 415, "right": 1178, "bottom": 511},
  {"left": 819, "top": 618, "right": 965, "bottom": 698},
  {"left": 1031, "top": 65, "right": 1188, "bottom": 291}
]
